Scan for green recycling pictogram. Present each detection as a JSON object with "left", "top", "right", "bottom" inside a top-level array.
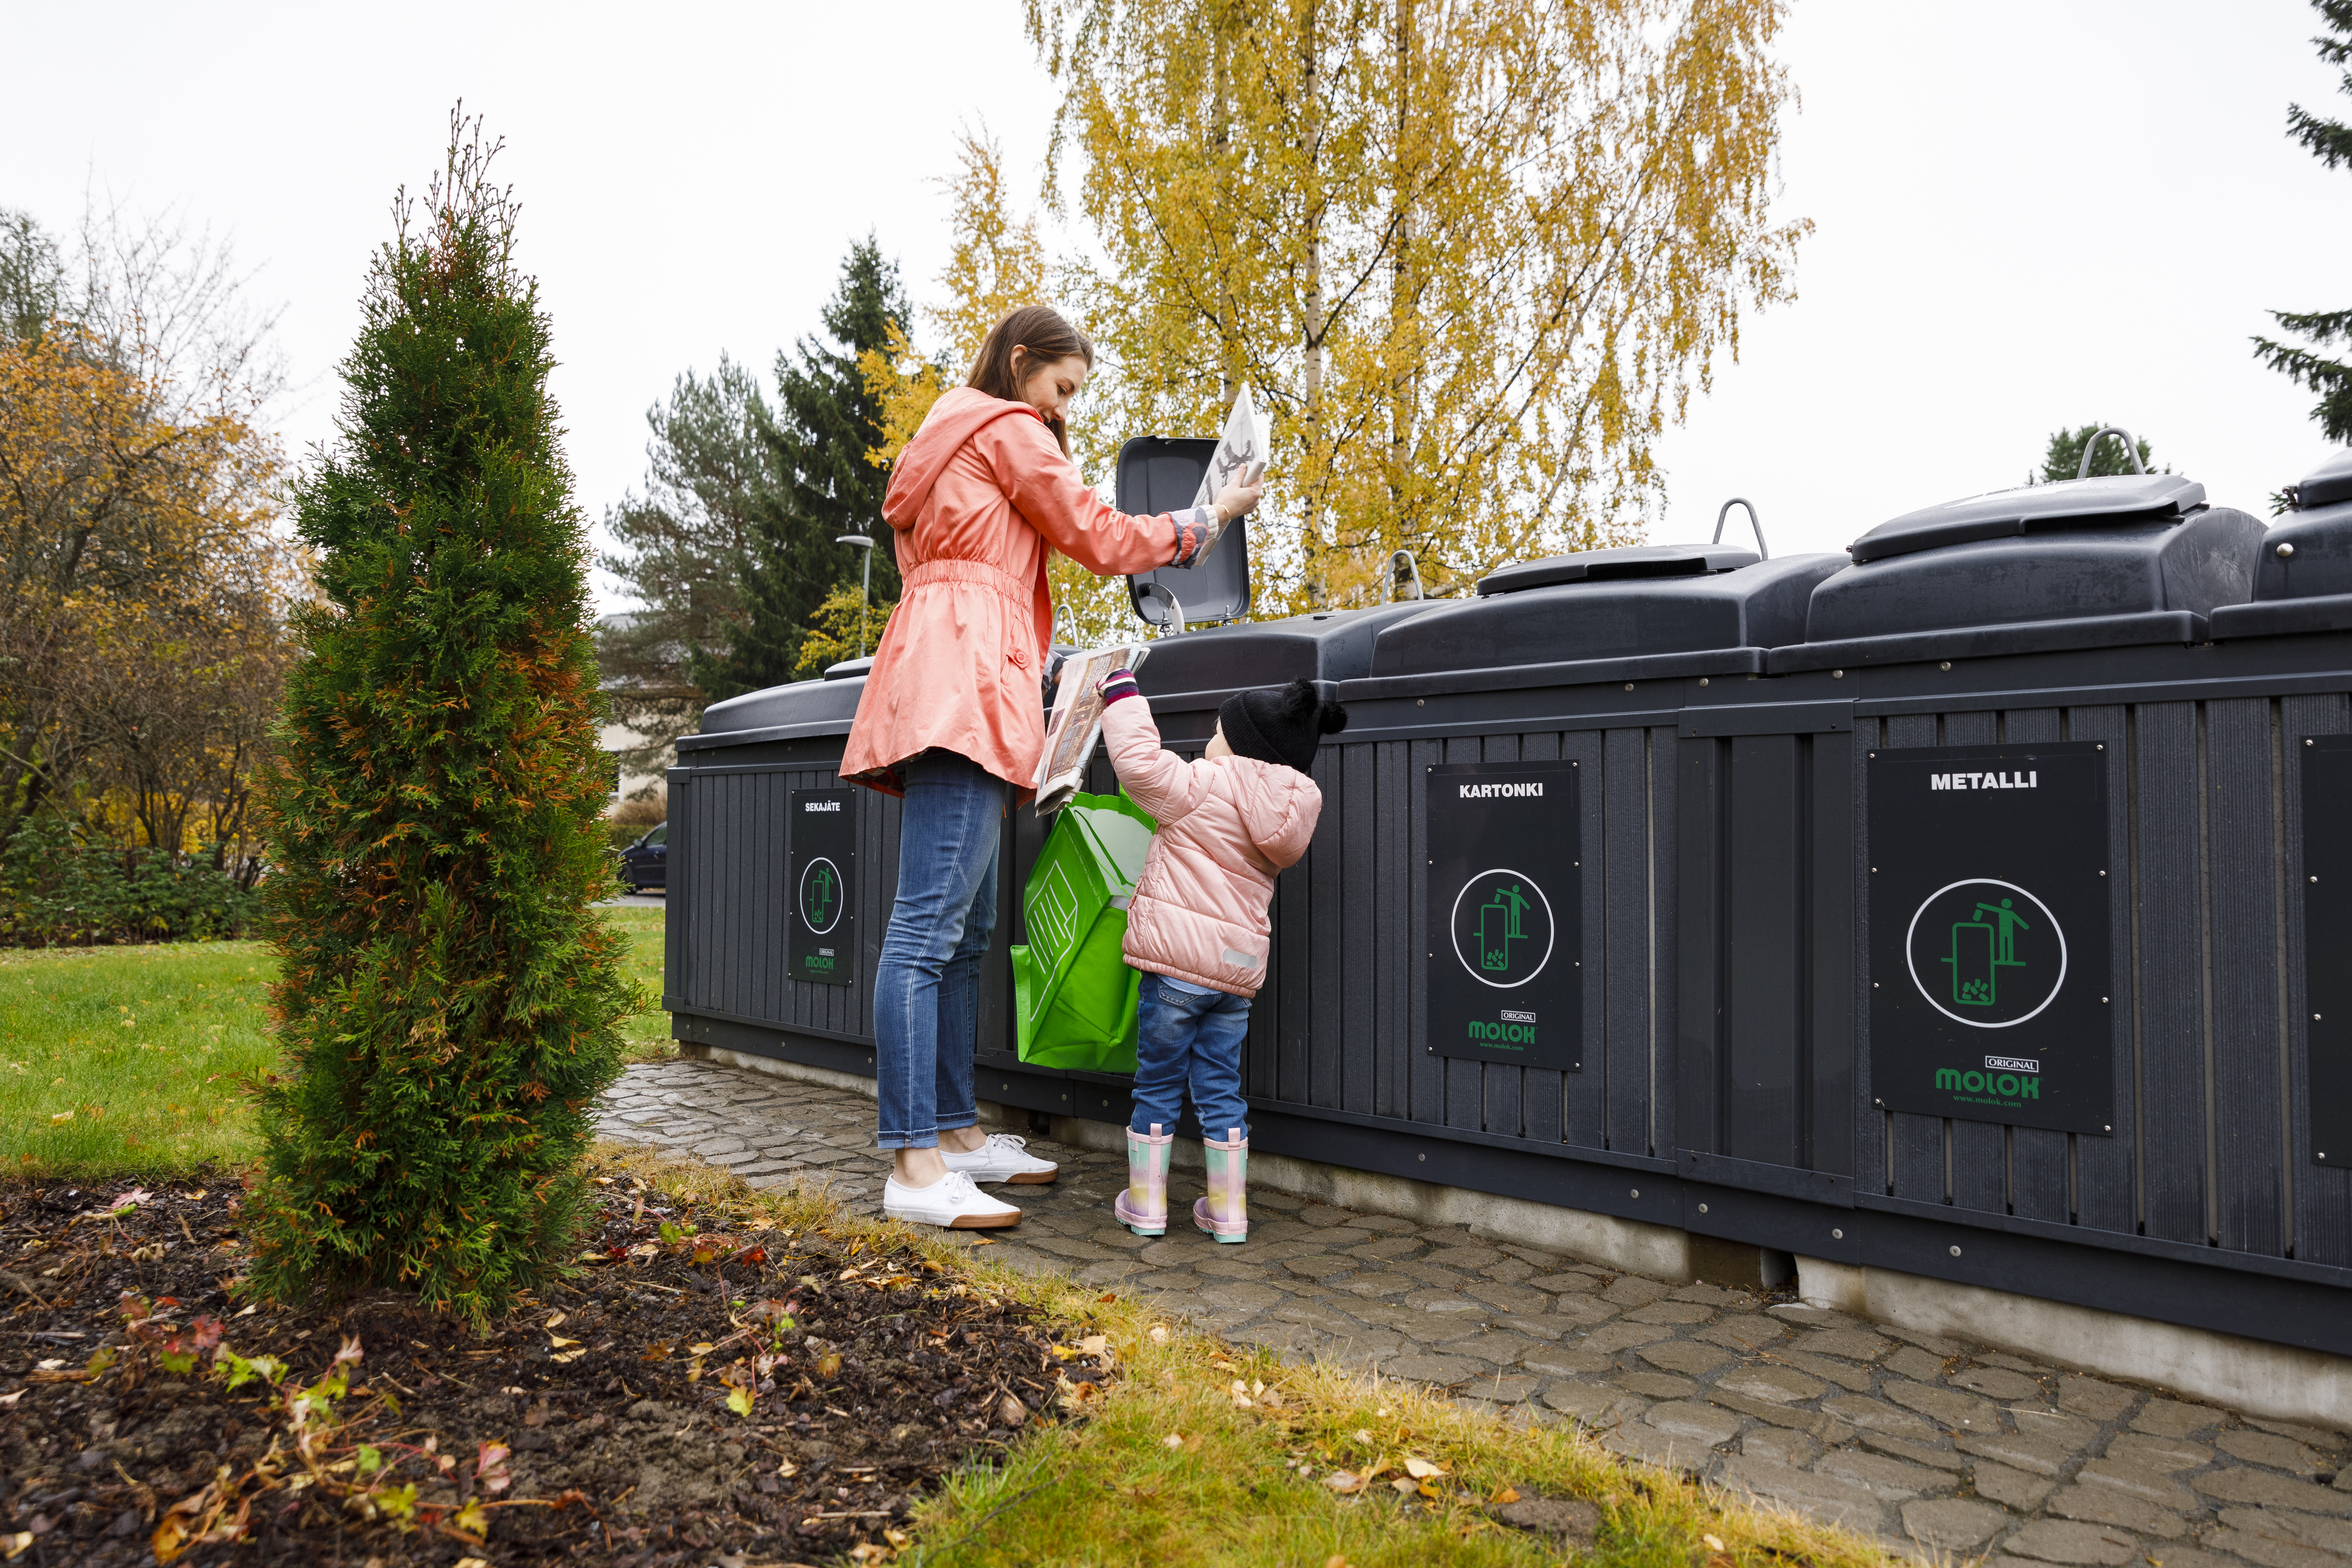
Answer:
[
  {"left": 1945, "top": 896, "right": 2030, "bottom": 1006},
  {"left": 799, "top": 856, "right": 843, "bottom": 934},
  {"left": 1477, "top": 882, "right": 1533, "bottom": 972}
]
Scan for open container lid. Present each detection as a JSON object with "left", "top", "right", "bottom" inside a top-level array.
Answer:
[
  {"left": 1120, "top": 436, "right": 1252, "bottom": 628},
  {"left": 1354, "top": 550, "right": 1844, "bottom": 694},
  {"left": 1769, "top": 474, "right": 2263, "bottom": 673},
  {"left": 2211, "top": 449, "right": 2352, "bottom": 639}
]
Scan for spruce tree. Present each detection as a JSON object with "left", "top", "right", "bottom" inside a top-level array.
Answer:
[
  {"left": 698, "top": 237, "right": 909, "bottom": 698},
  {"left": 247, "top": 116, "right": 629, "bottom": 1323},
  {"left": 2256, "top": 0, "right": 2352, "bottom": 439}
]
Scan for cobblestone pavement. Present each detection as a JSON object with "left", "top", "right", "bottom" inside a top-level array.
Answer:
[{"left": 600, "top": 1058, "right": 2352, "bottom": 1563}]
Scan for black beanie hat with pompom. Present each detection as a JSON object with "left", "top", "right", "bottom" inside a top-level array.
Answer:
[{"left": 1217, "top": 678, "right": 1348, "bottom": 775}]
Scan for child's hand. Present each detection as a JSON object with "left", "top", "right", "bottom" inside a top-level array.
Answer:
[{"left": 1100, "top": 668, "right": 1141, "bottom": 707}]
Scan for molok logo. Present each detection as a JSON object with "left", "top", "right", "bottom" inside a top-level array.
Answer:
[
  {"left": 1930, "top": 771, "right": 2037, "bottom": 790},
  {"left": 1468, "top": 1020, "right": 1539, "bottom": 1046},
  {"left": 1936, "top": 1067, "right": 2039, "bottom": 1099}
]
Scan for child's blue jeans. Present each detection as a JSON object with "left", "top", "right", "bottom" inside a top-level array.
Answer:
[{"left": 1129, "top": 972, "right": 1251, "bottom": 1141}]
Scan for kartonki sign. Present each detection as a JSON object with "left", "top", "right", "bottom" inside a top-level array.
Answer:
[
  {"left": 788, "top": 786, "right": 858, "bottom": 986},
  {"left": 1424, "top": 760, "right": 1582, "bottom": 1073},
  {"left": 1867, "top": 741, "right": 2114, "bottom": 1135}
]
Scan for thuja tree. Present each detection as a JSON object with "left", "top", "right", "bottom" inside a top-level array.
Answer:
[{"left": 247, "top": 118, "right": 630, "bottom": 1323}]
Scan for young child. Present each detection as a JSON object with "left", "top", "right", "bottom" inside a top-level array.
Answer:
[{"left": 1095, "top": 670, "right": 1346, "bottom": 1242}]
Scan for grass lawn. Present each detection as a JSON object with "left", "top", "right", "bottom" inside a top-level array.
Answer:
[{"left": 2, "top": 904, "right": 672, "bottom": 1179}]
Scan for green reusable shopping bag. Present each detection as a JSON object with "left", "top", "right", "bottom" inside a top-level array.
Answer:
[{"left": 1008, "top": 790, "right": 1157, "bottom": 1073}]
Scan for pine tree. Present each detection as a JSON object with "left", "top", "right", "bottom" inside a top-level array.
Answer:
[
  {"left": 698, "top": 238, "right": 910, "bottom": 698},
  {"left": 246, "top": 115, "right": 630, "bottom": 1323},
  {"left": 2256, "top": 0, "right": 2352, "bottom": 439}
]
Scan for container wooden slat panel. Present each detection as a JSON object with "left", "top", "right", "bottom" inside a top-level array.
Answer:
[
  {"left": 1309, "top": 746, "right": 1345, "bottom": 1112},
  {"left": 1809, "top": 728, "right": 1857, "bottom": 1179},
  {"left": 1532, "top": 729, "right": 1587, "bottom": 1149},
  {"left": 2207, "top": 697, "right": 2287, "bottom": 1255},
  {"left": 2285, "top": 691, "right": 2352, "bottom": 1267},
  {"left": 2003, "top": 708, "right": 2072, "bottom": 1223},
  {"left": 1444, "top": 735, "right": 1486, "bottom": 1132},
  {"left": 1882, "top": 712, "right": 1946, "bottom": 1202},
  {"left": 2134, "top": 700, "right": 2209, "bottom": 1245},
  {"left": 1727, "top": 733, "right": 1803, "bottom": 1170},
  {"left": 1375, "top": 741, "right": 1413, "bottom": 1120},
  {"left": 2070, "top": 705, "right": 2137, "bottom": 1236},
  {"left": 1409, "top": 738, "right": 1444, "bottom": 1126},
  {"left": 1650, "top": 724, "right": 1680, "bottom": 1158},
  {"left": 1852, "top": 719, "right": 1883, "bottom": 1197},
  {"left": 1603, "top": 727, "right": 1651, "bottom": 1154},
  {"left": 1342, "top": 742, "right": 1379, "bottom": 1116}
]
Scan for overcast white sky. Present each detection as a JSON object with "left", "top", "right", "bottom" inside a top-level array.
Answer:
[{"left": 6, "top": 0, "right": 2347, "bottom": 602}]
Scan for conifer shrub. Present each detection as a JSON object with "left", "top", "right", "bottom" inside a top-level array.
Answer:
[{"left": 245, "top": 117, "right": 630, "bottom": 1323}]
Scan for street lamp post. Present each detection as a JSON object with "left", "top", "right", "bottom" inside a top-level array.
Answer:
[{"left": 834, "top": 534, "right": 876, "bottom": 660}]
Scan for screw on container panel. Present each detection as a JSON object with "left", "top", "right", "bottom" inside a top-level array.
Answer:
[
  {"left": 1940, "top": 662, "right": 1952, "bottom": 671},
  {"left": 2099, "top": 870, "right": 2107, "bottom": 877},
  {"left": 1697, "top": 1202, "right": 1710, "bottom": 1214},
  {"left": 1949, "top": 1245, "right": 1962, "bottom": 1257},
  {"left": 2280, "top": 541, "right": 2297, "bottom": 558},
  {"left": 2308, "top": 738, "right": 2316, "bottom": 746},
  {"left": 1874, "top": 1098, "right": 1884, "bottom": 1106},
  {"left": 2097, "top": 743, "right": 2105, "bottom": 750},
  {"left": 1874, "top": 982, "right": 1881, "bottom": 988},
  {"left": 1418, "top": 1152, "right": 1426, "bottom": 1161},
  {"left": 2103, "top": 997, "right": 2110, "bottom": 1004},
  {"left": 1699, "top": 677, "right": 1711, "bottom": 686},
  {"left": 2105, "top": 1124, "right": 2113, "bottom": 1131},
  {"left": 1832, "top": 1227, "right": 1844, "bottom": 1240},
  {"left": 1625, "top": 683, "right": 1635, "bottom": 691},
  {"left": 1834, "top": 669, "right": 1846, "bottom": 679},
  {"left": 1417, "top": 698, "right": 1424, "bottom": 706},
  {"left": 1629, "top": 1188, "right": 1640, "bottom": 1199}
]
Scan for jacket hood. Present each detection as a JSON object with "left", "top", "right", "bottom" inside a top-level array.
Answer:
[
  {"left": 1229, "top": 755, "right": 1319, "bottom": 869},
  {"left": 882, "top": 387, "right": 1044, "bottom": 530}
]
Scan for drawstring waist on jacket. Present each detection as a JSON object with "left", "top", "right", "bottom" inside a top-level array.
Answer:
[{"left": 900, "top": 558, "right": 1040, "bottom": 667}]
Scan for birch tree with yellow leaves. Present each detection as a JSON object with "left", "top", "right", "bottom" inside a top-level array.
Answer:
[{"left": 1022, "top": 0, "right": 1809, "bottom": 612}]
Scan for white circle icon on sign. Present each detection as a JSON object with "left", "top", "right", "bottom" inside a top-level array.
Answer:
[
  {"left": 1448, "top": 869, "right": 1555, "bottom": 989},
  {"left": 1904, "top": 878, "right": 2066, "bottom": 1029}
]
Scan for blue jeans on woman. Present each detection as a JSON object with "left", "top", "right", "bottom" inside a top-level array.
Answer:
[
  {"left": 1129, "top": 972, "right": 1251, "bottom": 1141},
  {"left": 874, "top": 751, "right": 1003, "bottom": 1150}
]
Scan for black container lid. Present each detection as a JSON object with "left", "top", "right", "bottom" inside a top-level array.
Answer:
[
  {"left": 1367, "top": 552, "right": 1843, "bottom": 682},
  {"left": 1120, "top": 436, "right": 1252, "bottom": 628},
  {"left": 683, "top": 673, "right": 865, "bottom": 750},
  {"left": 1848, "top": 473, "right": 2206, "bottom": 564},
  {"left": 1476, "top": 542, "right": 1758, "bottom": 594},
  {"left": 1133, "top": 602, "right": 1437, "bottom": 710},
  {"left": 2292, "top": 448, "right": 2352, "bottom": 511}
]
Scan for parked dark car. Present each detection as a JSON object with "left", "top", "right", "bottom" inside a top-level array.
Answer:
[{"left": 617, "top": 822, "right": 668, "bottom": 892}]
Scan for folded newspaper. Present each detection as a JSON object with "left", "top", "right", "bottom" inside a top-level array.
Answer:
[
  {"left": 1033, "top": 643, "right": 1152, "bottom": 814},
  {"left": 1189, "top": 383, "right": 1270, "bottom": 542}
]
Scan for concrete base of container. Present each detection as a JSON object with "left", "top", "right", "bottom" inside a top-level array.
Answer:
[
  {"left": 1049, "top": 1113, "right": 1696, "bottom": 1284},
  {"left": 1795, "top": 1254, "right": 2352, "bottom": 1430}
]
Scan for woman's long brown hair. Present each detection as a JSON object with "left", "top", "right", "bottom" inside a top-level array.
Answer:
[{"left": 966, "top": 305, "right": 1094, "bottom": 456}]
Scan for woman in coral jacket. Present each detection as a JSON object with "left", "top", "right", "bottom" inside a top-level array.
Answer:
[{"left": 840, "top": 305, "right": 1263, "bottom": 1231}]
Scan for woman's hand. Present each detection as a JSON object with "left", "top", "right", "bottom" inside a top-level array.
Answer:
[{"left": 1211, "top": 474, "right": 1263, "bottom": 525}]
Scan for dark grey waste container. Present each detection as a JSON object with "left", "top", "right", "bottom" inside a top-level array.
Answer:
[
  {"left": 2212, "top": 449, "right": 2352, "bottom": 639},
  {"left": 1196, "top": 546, "right": 1846, "bottom": 1232},
  {"left": 663, "top": 661, "right": 903, "bottom": 1079},
  {"left": 1676, "top": 472, "right": 2352, "bottom": 1356}
]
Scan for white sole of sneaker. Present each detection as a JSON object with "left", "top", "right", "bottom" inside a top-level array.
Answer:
[{"left": 885, "top": 1207, "right": 1022, "bottom": 1229}]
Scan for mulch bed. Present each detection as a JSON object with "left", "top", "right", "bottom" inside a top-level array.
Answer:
[{"left": 0, "top": 1157, "right": 1116, "bottom": 1566}]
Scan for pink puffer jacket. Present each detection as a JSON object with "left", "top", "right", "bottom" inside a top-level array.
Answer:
[{"left": 1101, "top": 693, "right": 1322, "bottom": 998}]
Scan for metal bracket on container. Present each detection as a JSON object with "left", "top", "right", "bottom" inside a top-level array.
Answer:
[
  {"left": 2077, "top": 426, "right": 2147, "bottom": 479},
  {"left": 1137, "top": 582, "right": 1187, "bottom": 636},
  {"left": 1714, "top": 497, "right": 1769, "bottom": 559},
  {"left": 1382, "top": 549, "right": 1427, "bottom": 603}
]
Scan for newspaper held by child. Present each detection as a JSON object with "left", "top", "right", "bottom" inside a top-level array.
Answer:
[
  {"left": 1034, "top": 643, "right": 1152, "bottom": 815},
  {"left": 1188, "top": 384, "right": 1269, "bottom": 562}
]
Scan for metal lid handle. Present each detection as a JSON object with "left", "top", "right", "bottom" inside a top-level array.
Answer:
[
  {"left": 1714, "top": 498, "right": 1769, "bottom": 559},
  {"left": 2077, "top": 427, "right": 2147, "bottom": 480}
]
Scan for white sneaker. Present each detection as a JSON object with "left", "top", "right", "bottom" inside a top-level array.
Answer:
[
  {"left": 940, "top": 1132, "right": 1061, "bottom": 1185},
  {"left": 882, "top": 1170, "right": 1022, "bottom": 1229}
]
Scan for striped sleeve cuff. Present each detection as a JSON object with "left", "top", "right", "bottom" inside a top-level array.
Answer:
[
  {"left": 1100, "top": 669, "right": 1141, "bottom": 706},
  {"left": 1169, "top": 505, "right": 1217, "bottom": 568}
]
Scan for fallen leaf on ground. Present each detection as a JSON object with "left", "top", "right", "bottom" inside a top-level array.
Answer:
[
  {"left": 1148, "top": 1324, "right": 1170, "bottom": 1344},
  {"left": 543, "top": 1311, "right": 566, "bottom": 1329},
  {"left": 1492, "top": 1485, "right": 1521, "bottom": 1504},
  {"left": 1164, "top": 1432, "right": 1184, "bottom": 1449},
  {"left": 1704, "top": 1536, "right": 1726, "bottom": 1552},
  {"left": 1405, "top": 1456, "right": 1448, "bottom": 1479},
  {"left": 1323, "top": 1470, "right": 1368, "bottom": 1495},
  {"left": 1392, "top": 1475, "right": 1420, "bottom": 1493}
]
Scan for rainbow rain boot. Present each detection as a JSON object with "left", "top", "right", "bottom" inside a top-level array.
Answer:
[
  {"left": 1113, "top": 1123, "right": 1173, "bottom": 1237},
  {"left": 1192, "top": 1128, "right": 1249, "bottom": 1243}
]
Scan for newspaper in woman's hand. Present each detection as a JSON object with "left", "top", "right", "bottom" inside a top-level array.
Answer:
[
  {"left": 1190, "top": 384, "right": 1269, "bottom": 536},
  {"left": 1033, "top": 642, "right": 1153, "bottom": 814}
]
